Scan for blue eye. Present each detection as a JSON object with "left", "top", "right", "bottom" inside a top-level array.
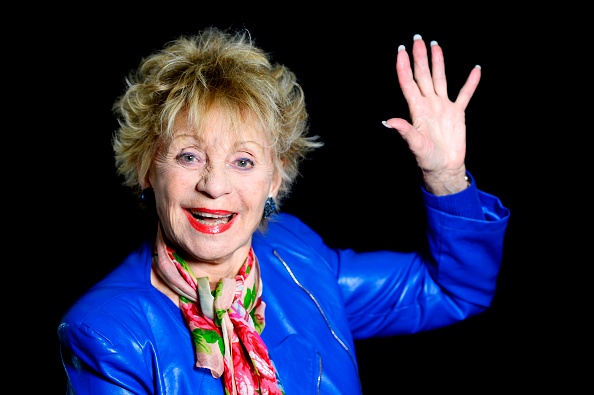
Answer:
[
  {"left": 235, "top": 158, "right": 254, "bottom": 168},
  {"left": 177, "top": 152, "right": 202, "bottom": 168},
  {"left": 179, "top": 153, "right": 197, "bottom": 163}
]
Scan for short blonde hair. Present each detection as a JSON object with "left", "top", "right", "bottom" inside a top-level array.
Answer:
[{"left": 112, "top": 27, "right": 322, "bottom": 215}]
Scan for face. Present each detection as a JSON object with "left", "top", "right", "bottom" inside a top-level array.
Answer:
[{"left": 147, "top": 109, "right": 281, "bottom": 267}]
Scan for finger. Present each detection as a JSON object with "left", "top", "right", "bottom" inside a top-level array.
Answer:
[
  {"left": 411, "top": 34, "right": 434, "bottom": 96},
  {"left": 429, "top": 41, "right": 448, "bottom": 97},
  {"left": 455, "top": 65, "right": 482, "bottom": 108},
  {"left": 381, "top": 118, "right": 416, "bottom": 141},
  {"left": 396, "top": 44, "right": 421, "bottom": 99}
]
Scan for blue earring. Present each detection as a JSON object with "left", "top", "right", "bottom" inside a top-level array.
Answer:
[
  {"left": 141, "top": 187, "right": 154, "bottom": 202},
  {"left": 263, "top": 197, "right": 276, "bottom": 219}
]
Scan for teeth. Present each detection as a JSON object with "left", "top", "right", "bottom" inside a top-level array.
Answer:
[
  {"left": 197, "top": 217, "right": 228, "bottom": 225},
  {"left": 197, "top": 212, "right": 228, "bottom": 219},
  {"left": 190, "top": 211, "right": 232, "bottom": 225}
]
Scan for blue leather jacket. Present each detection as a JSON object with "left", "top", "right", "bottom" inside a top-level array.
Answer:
[{"left": 58, "top": 178, "right": 509, "bottom": 394}]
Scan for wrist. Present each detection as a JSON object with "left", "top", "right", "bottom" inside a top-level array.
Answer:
[{"left": 422, "top": 169, "right": 469, "bottom": 196}]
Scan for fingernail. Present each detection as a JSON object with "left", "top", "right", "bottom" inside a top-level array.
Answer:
[
  {"left": 381, "top": 121, "right": 393, "bottom": 129},
  {"left": 430, "top": 40, "right": 438, "bottom": 46},
  {"left": 475, "top": 65, "right": 481, "bottom": 70},
  {"left": 398, "top": 45, "right": 405, "bottom": 52},
  {"left": 413, "top": 34, "right": 422, "bottom": 40}
]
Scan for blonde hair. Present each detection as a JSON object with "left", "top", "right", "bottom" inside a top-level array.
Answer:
[{"left": 112, "top": 27, "right": 322, "bottom": 216}]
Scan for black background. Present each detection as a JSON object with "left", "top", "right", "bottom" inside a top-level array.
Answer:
[{"left": 4, "top": 2, "right": 570, "bottom": 393}]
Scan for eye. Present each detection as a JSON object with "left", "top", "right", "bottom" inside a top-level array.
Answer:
[
  {"left": 179, "top": 153, "right": 196, "bottom": 163},
  {"left": 179, "top": 153, "right": 197, "bottom": 163},
  {"left": 234, "top": 158, "right": 255, "bottom": 169},
  {"left": 176, "top": 151, "right": 202, "bottom": 168}
]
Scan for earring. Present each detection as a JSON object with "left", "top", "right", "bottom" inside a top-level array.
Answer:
[
  {"left": 263, "top": 197, "right": 276, "bottom": 219},
  {"left": 141, "top": 187, "right": 154, "bottom": 202}
]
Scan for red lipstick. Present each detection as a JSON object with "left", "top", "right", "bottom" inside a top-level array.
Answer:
[{"left": 184, "top": 209, "right": 235, "bottom": 234}]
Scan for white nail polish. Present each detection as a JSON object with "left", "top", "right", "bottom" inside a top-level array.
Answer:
[
  {"left": 398, "top": 45, "right": 405, "bottom": 52},
  {"left": 430, "top": 40, "right": 438, "bottom": 46},
  {"left": 413, "top": 34, "right": 422, "bottom": 40},
  {"left": 381, "top": 121, "right": 393, "bottom": 129},
  {"left": 475, "top": 65, "right": 481, "bottom": 70}
]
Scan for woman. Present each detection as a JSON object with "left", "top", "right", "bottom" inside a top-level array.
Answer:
[{"left": 58, "top": 27, "right": 509, "bottom": 394}]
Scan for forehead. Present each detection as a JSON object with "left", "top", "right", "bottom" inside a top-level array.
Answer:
[{"left": 172, "top": 107, "right": 269, "bottom": 144}]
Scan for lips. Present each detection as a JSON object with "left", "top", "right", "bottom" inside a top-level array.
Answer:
[
  {"left": 184, "top": 209, "right": 236, "bottom": 234},
  {"left": 191, "top": 210, "right": 233, "bottom": 224}
]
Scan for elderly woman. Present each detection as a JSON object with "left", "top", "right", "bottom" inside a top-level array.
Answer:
[{"left": 58, "top": 27, "right": 509, "bottom": 394}]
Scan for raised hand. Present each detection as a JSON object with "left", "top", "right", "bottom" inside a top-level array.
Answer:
[{"left": 382, "top": 34, "right": 481, "bottom": 196}]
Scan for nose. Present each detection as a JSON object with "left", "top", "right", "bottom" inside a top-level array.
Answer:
[{"left": 196, "top": 164, "right": 232, "bottom": 199}]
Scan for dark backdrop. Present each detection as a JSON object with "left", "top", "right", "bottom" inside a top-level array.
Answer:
[{"left": 4, "top": 2, "right": 559, "bottom": 393}]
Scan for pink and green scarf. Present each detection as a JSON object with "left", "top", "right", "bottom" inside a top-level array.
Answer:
[{"left": 153, "top": 227, "right": 285, "bottom": 395}]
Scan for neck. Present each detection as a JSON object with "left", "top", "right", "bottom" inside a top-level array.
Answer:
[{"left": 172, "top": 243, "right": 252, "bottom": 289}]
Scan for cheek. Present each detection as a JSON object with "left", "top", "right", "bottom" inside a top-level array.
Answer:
[
  {"left": 151, "top": 166, "right": 195, "bottom": 203},
  {"left": 235, "top": 178, "right": 270, "bottom": 205}
]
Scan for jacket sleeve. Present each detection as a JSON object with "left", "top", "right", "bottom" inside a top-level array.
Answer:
[
  {"left": 57, "top": 307, "right": 157, "bottom": 394},
  {"left": 333, "top": 179, "right": 510, "bottom": 339}
]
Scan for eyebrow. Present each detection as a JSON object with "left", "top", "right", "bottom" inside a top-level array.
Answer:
[{"left": 172, "top": 134, "right": 266, "bottom": 149}]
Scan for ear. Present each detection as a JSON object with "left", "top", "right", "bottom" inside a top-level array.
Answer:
[
  {"left": 269, "top": 169, "right": 282, "bottom": 198},
  {"left": 140, "top": 181, "right": 150, "bottom": 191},
  {"left": 139, "top": 165, "right": 152, "bottom": 191}
]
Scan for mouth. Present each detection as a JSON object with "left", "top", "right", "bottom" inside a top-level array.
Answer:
[
  {"left": 185, "top": 209, "right": 237, "bottom": 234},
  {"left": 189, "top": 210, "right": 236, "bottom": 225}
]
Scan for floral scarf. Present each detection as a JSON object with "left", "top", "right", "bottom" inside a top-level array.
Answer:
[{"left": 152, "top": 227, "right": 285, "bottom": 395}]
